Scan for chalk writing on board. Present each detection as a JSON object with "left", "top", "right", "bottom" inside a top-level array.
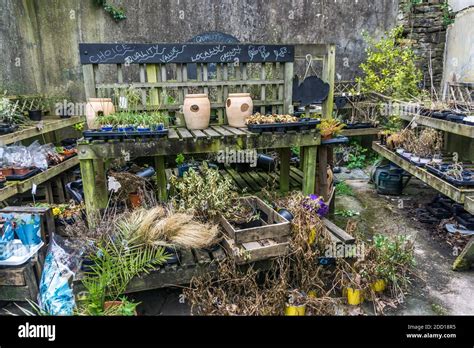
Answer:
[
  {"left": 190, "top": 45, "right": 227, "bottom": 62},
  {"left": 219, "top": 46, "right": 242, "bottom": 62},
  {"left": 88, "top": 44, "right": 134, "bottom": 64},
  {"left": 274, "top": 47, "right": 288, "bottom": 59},
  {"left": 80, "top": 43, "right": 295, "bottom": 64}
]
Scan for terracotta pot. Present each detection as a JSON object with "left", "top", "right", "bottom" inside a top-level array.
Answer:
[
  {"left": 13, "top": 167, "right": 30, "bottom": 175},
  {"left": 0, "top": 167, "right": 13, "bottom": 176},
  {"left": 129, "top": 192, "right": 142, "bottom": 208},
  {"left": 183, "top": 94, "right": 210, "bottom": 130},
  {"left": 85, "top": 98, "right": 115, "bottom": 130},
  {"left": 322, "top": 134, "right": 332, "bottom": 141},
  {"left": 225, "top": 93, "right": 253, "bottom": 128}
]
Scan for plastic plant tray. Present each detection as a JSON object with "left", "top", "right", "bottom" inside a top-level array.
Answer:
[
  {"left": 321, "top": 136, "right": 349, "bottom": 145},
  {"left": 343, "top": 122, "right": 375, "bottom": 129},
  {"left": 0, "top": 240, "right": 44, "bottom": 266},
  {"left": 0, "top": 125, "right": 19, "bottom": 134},
  {"left": 83, "top": 128, "right": 169, "bottom": 140},
  {"left": 246, "top": 118, "right": 320, "bottom": 133},
  {"left": 5, "top": 167, "right": 41, "bottom": 181},
  {"left": 425, "top": 164, "right": 474, "bottom": 187}
]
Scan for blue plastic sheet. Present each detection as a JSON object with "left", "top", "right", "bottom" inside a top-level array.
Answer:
[{"left": 38, "top": 234, "right": 84, "bottom": 316}]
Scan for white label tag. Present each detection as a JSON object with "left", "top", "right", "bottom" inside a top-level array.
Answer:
[
  {"left": 119, "top": 96, "right": 128, "bottom": 109},
  {"left": 32, "top": 183, "right": 37, "bottom": 195}
]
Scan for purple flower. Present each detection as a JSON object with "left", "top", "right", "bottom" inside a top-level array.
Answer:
[{"left": 317, "top": 202, "right": 329, "bottom": 217}]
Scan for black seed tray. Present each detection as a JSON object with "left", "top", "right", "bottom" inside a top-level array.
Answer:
[
  {"left": 5, "top": 168, "right": 41, "bottom": 181},
  {"left": 246, "top": 118, "right": 320, "bottom": 133},
  {"left": 321, "top": 136, "right": 349, "bottom": 145},
  {"left": 83, "top": 129, "right": 169, "bottom": 140},
  {"left": 343, "top": 122, "right": 375, "bottom": 129},
  {"left": 426, "top": 164, "right": 474, "bottom": 187}
]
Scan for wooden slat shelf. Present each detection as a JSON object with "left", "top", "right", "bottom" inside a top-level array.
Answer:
[
  {"left": 398, "top": 113, "right": 474, "bottom": 138},
  {"left": 342, "top": 127, "right": 380, "bottom": 137},
  {"left": 0, "top": 116, "right": 85, "bottom": 146},
  {"left": 78, "top": 128, "right": 321, "bottom": 159},
  {"left": 372, "top": 142, "right": 474, "bottom": 203},
  {"left": 0, "top": 157, "right": 79, "bottom": 201},
  {"left": 0, "top": 183, "right": 18, "bottom": 202}
]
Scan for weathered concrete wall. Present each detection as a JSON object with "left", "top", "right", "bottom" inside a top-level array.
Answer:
[
  {"left": 0, "top": 0, "right": 399, "bottom": 101},
  {"left": 442, "top": 6, "right": 474, "bottom": 85}
]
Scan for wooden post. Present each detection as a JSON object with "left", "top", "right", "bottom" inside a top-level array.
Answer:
[
  {"left": 146, "top": 64, "right": 159, "bottom": 107},
  {"left": 283, "top": 62, "right": 294, "bottom": 114},
  {"left": 318, "top": 146, "right": 329, "bottom": 200},
  {"left": 155, "top": 156, "right": 167, "bottom": 202},
  {"left": 82, "top": 64, "right": 97, "bottom": 99},
  {"left": 302, "top": 146, "right": 317, "bottom": 195},
  {"left": 80, "top": 159, "right": 107, "bottom": 225},
  {"left": 452, "top": 238, "right": 474, "bottom": 271},
  {"left": 279, "top": 148, "right": 291, "bottom": 193},
  {"left": 321, "top": 45, "right": 335, "bottom": 119}
]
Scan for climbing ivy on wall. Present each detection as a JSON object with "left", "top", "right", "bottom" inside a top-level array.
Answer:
[
  {"left": 95, "top": 0, "right": 126, "bottom": 21},
  {"left": 356, "top": 26, "right": 422, "bottom": 100}
]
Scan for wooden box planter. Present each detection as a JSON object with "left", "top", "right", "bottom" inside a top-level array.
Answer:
[
  {"left": 219, "top": 196, "right": 291, "bottom": 244},
  {"left": 219, "top": 196, "right": 291, "bottom": 264}
]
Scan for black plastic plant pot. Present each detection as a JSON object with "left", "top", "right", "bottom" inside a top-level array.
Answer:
[
  {"left": 28, "top": 109, "right": 43, "bottom": 121},
  {"left": 278, "top": 208, "right": 294, "bottom": 222},
  {"left": 234, "top": 219, "right": 263, "bottom": 230},
  {"left": 257, "top": 154, "right": 276, "bottom": 172},
  {"left": 164, "top": 247, "right": 180, "bottom": 265}
]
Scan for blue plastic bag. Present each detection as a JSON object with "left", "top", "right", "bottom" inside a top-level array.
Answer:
[
  {"left": 38, "top": 234, "right": 84, "bottom": 316},
  {"left": 0, "top": 221, "right": 14, "bottom": 260}
]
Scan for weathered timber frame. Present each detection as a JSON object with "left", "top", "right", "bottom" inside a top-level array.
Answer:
[{"left": 78, "top": 43, "right": 335, "bottom": 222}]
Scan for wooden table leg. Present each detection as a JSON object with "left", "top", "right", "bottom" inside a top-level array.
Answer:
[
  {"left": 318, "top": 146, "right": 329, "bottom": 200},
  {"left": 80, "top": 158, "right": 108, "bottom": 224},
  {"left": 155, "top": 155, "right": 167, "bottom": 202},
  {"left": 302, "top": 146, "right": 317, "bottom": 195},
  {"left": 279, "top": 148, "right": 291, "bottom": 193},
  {"left": 453, "top": 238, "right": 474, "bottom": 271}
]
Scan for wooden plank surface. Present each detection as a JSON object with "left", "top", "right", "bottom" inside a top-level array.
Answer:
[
  {"left": 342, "top": 127, "right": 381, "bottom": 137},
  {"left": 398, "top": 113, "right": 474, "bottom": 138},
  {"left": 212, "top": 125, "right": 233, "bottom": 137},
  {"left": 202, "top": 128, "right": 222, "bottom": 138},
  {"left": 322, "top": 218, "right": 355, "bottom": 244},
  {"left": 372, "top": 142, "right": 474, "bottom": 203},
  {"left": 176, "top": 128, "right": 194, "bottom": 139},
  {"left": 0, "top": 116, "right": 85, "bottom": 146}
]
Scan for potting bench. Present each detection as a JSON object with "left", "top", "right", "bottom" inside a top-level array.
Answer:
[
  {"left": 0, "top": 116, "right": 85, "bottom": 205},
  {"left": 77, "top": 43, "right": 337, "bottom": 221},
  {"left": 372, "top": 88, "right": 474, "bottom": 271}
]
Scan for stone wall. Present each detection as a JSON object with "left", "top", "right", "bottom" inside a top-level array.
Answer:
[
  {"left": 398, "top": 0, "right": 448, "bottom": 93},
  {"left": 0, "top": 0, "right": 399, "bottom": 101}
]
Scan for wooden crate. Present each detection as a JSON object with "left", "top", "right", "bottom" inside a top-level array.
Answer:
[
  {"left": 219, "top": 196, "right": 291, "bottom": 244},
  {"left": 0, "top": 251, "right": 44, "bottom": 301},
  {"left": 222, "top": 235, "right": 289, "bottom": 265}
]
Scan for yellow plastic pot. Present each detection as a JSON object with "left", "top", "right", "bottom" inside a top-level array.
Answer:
[
  {"left": 308, "top": 228, "right": 316, "bottom": 245},
  {"left": 346, "top": 288, "right": 363, "bottom": 306},
  {"left": 284, "top": 304, "right": 306, "bottom": 316},
  {"left": 371, "top": 279, "right": 386, "bottom": 293}
]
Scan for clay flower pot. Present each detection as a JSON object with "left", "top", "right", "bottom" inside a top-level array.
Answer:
[
  {"left": 85, "top": 98, "right": 115, "bottom": 130},
  {"left": 13, "top": 167, "right": 30, "bottom": 176},
  {"left": 183, "top": 94, "right": 210, "bottom": 130},
  {"left": 225, "top": 93, "right": 253, "bottom": 128},
  {"left": 0, "top": 167, "right": 14, "bottom": 176}
]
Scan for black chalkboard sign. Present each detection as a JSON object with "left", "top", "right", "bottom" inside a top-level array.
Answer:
[{"left": 79, "top": 43, "right": 294, "bottom": 64}]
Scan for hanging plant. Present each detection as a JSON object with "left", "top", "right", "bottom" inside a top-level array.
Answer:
[{"left": 95, "top": 0, "right": 126, "bottom": 22}]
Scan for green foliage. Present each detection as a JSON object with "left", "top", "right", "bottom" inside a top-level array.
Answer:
[
  {"left": 0, "top": 95, "right": 31, "bottom": 126},
  {"left": 335, "top": 209, "right": 359, "bottom": 217},
  {"left": 356, "top": 26, "right": 422, "bottom": 100},
  {"left": 175, "top": 153, "right": 185, "bottom": 166},
  {"left": 373, "top": 234, "right": 416, "bottom": 289},
  {"left": 73, "top": 122, "right": 85, "bottom": 131},
  {"left": 97, "top": 111, "right": 167, "bottom": 127},
  {"left": 440, "top": 1, "right": 455, "bottom": 26},
  {"left": 335, "top": 182, "right": 354, "bottom": 196},
  {"left": 170, "top": 162, "right": 239, "bottom": 219},
  {"left": 95, "top": 0, "right": 126, "bottom": 21},
  {"left": 79, "top": 229, "right": 168, "bottom": 316},
  {"left": 291, "top": 146, "right": 300, "bottom": 156},
  {"left": 345, "top": 141, "right": 379, "bottom": 169}
]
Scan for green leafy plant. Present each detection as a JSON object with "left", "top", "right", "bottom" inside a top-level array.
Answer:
[
  {"left": 95, "top": 0, "right": 126, "bottom": 21},
  {"left": 170, "top": 162, "right": 239, "bottom": 219},
  {"left": 335, "top": 209, "right": 359, "bottom": 217},
  {"left": 441, "top": 1, "right": 455, "bottom": 26},
  {"left": 73, "top": 122, "right": 85, "bottom": 131},
  {"left": 175, "top": 153, "right": 185, "bottom": 166},
  {"left": 317, "top": 118, "right": 345, "bottom": 138},
  {"left": 0, "top": 95, "right": 31, "bottom": 126},
  {"left": 335, "top": 182, "right": 354, "bottom": 196},
  {"left": 78, "top": 229, "right": 168, "bottom": 316},
  {"left": 373, "top": 234, "right": 416, "bottom": 292},
  {"left": 356, "top": 26, "right": 422, "bottom": 100}
]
